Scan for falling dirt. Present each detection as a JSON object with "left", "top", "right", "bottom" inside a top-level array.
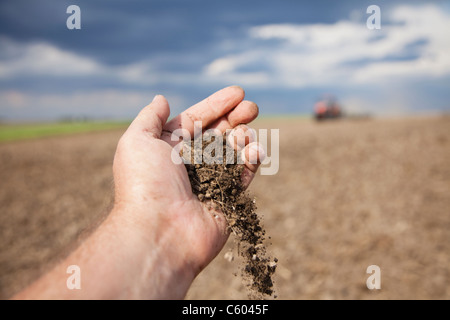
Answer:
[{"left": 182, "top": 130, "right": 277, "bottom": 299}]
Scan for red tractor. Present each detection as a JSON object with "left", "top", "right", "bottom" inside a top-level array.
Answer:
[{"left": 314, "top": 95, "right": 342, "bottom": 121}]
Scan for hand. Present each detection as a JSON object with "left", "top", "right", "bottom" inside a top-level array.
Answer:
[
  {"left": 111, "top": 86, "right": 263, "bottom": 296},
  {"left": 14, "top": 86, "right": 264, "bottom": 300}
]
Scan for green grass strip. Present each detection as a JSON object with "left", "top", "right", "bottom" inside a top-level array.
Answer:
[{"left": 0, "top": 121, "right": 130, "bottom": 143}]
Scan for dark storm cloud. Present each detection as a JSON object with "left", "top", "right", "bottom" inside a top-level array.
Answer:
[
  {"left": 0, "top": 0, "right": 435, "bottom": 68},
  {"left": 0, "top": 0, "right": 409, "bottom": 65},
  {"left": 0, "top": 0, "right": 449, "bottom": 120}
]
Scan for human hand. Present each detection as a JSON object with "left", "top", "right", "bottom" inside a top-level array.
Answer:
[
  {"left": 111, "top": 86, "right": 264, "bottom": 298},
  {"left": 13, "top": 86, "right": 264, "bottom": 300}
]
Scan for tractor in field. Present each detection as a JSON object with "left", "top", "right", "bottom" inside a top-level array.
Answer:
[{"left": 314, "top": 95, "right": 343, "bottom": 121}]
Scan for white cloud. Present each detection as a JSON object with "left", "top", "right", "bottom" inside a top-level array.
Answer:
[
  {"left": 203, "top": 4, "right": 450, "bottom": 88},
  {"left": 0, "top": 38, "right": 102, "bottom": 77},
  {"left": 0, "top": 89, "right": 187, "bottom": 120},
  {"left": 1, "top": 4, "right": 448, "bottom": 119},
  {"left": 205, "top": 53, "right": 271, "bottom": 86},
  {"left": 7, "top": 4, "right": 448, "bottom": 91},
  {"left": 0, "top": 37, "right": 158, "bottom": 85}
]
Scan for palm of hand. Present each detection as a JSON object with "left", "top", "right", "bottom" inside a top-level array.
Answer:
[{"left": 113, "top": 86, "right": 260, "bottom": 273}]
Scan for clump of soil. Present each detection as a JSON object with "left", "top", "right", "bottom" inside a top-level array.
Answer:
[{"left": 182, "top": 130, "right": 277, "bottom": 299}]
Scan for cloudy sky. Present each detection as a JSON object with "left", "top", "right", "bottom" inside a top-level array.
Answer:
[{"left": 1, "top": 0, "right": 449, "bottom": 121}]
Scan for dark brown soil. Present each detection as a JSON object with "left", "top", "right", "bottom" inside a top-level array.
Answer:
[{"left": 182, "top": 131, "right": 276, "bottom": 298}]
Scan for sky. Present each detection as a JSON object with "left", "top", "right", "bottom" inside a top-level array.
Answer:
[{"left": 0, "top": 0, "right": 449, "bottom": 121}]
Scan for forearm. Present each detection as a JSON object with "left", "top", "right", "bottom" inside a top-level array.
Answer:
[{"left": 13, "top": 206, "right": 195, "bottom": 300}]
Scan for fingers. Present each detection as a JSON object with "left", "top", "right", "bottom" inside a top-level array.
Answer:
[
  {"left": 127, "top": 95, "right": 170, "bottom": 139},
  {"left": 151, "top": 87, "right": 264, "bottom": 188},
  {"left": 210, "top": 100, "right": 259, "bottom": 132},
  {"left": 227, "top": 125, "right": 265, "bottom": 189},
  {"left": 227, "top": 124, "right": 257, "bottom": 151},
  {"left": 241, "top": 142, "right": 266, "bottom": 189},
  {"left": 163, "top": 86, "right": 245, "bottom": 137},
  {"left": 243, "top": 142, "right": 266, "bottom": 173}
]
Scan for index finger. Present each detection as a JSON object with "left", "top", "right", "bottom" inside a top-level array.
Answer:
[{"left": 163, "top": 86, "right": 245, "bottom": 137}]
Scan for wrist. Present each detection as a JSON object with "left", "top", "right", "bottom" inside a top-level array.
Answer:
[{"left": 109, "top": 203, "right": 196, "bottom": 299}]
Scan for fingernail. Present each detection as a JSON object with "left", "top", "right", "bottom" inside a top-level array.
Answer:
[
  {"left": 227, "top": 130, "right": 236, "bottom": 148},
  {"left": 152, "top": 95, "right": 160, "bottom": 102},
  {"left": 248, "top": 144, "right": 265, "bottom": 164},
  {"left": 227, "top": 125, "right": 256, "bottom": 150}
]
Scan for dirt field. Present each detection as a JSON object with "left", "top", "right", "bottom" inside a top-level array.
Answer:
[{"left": 1, "top": 116, "right": 449, "bottom": 299}]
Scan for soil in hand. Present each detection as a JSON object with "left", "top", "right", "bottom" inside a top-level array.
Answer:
[{"left": 182, "top": 130, "right": 277, "bottom": 299}]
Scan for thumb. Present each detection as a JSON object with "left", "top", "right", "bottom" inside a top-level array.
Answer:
[{"left": 128, "top": 95, "right": 170, "bottom": 139}]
